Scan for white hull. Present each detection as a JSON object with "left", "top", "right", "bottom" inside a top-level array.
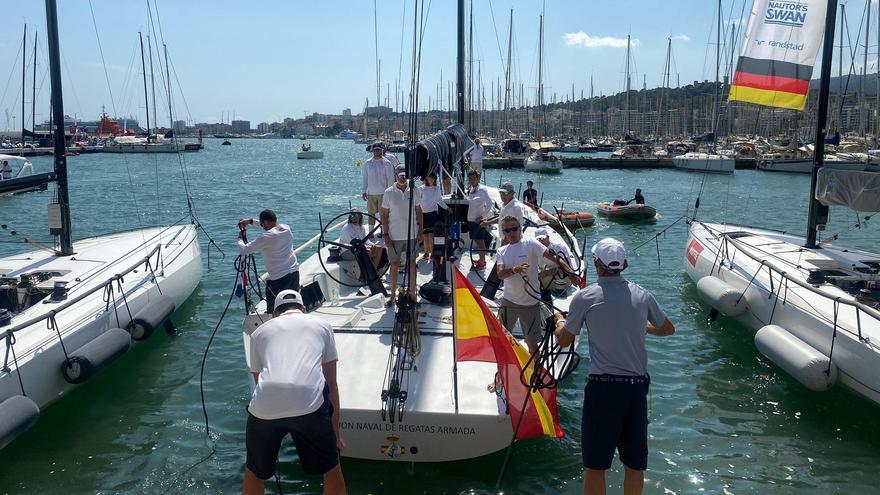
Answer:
[
  {"left": 757, "top": 159, "right": 867, "bottom": 173},
  {"left": 684, "top": 221, "right": 880, "bottom": 405},
  {"left": 524, "top": 155, "right": 563, "bottom": 173},
  {"left": 102, "top": 142, "right": 186, "bottom": 153},
  {"left": 242, "top": 206, "right": 580, "bottom": 462},
  {"left": 0, "top": 225, "right": 202, "bottom": 411},
  {"left": 296, "top": 151, "right": 324, "bottom": 159},
  {"left": 672, "top": 153, "right": 735, "bottom": 174}
]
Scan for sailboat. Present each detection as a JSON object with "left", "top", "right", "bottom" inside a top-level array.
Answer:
[
  {"left": 238, "top": 2, "right": 579, "bottom": 463},
  {"left": 0, "top": 155, "right": 49, "bottom": 196},
  {"left": 684, "top": 0, "right": 880, "bottom": 406},
  {"left": 524, "top": 14, "right": 562, "bottom": 174},
  {"left": 0, "top": 0, "right": 202, "bottom": 450},
  {"left": 672, "top": 0, "right": 735, "bottom": 175}
]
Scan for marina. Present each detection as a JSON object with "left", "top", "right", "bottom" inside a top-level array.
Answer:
[{"left": 2, "top": 0, "right": 880, "bottom": 493}]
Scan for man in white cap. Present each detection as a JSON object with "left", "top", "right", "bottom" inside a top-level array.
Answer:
[
  {"left": 534, "top": 227, "right": 574, "bottom": 294},
  {"left": 242, "top": 290, "right": 346, "bottom": 495},
  {"left": 554, "top": 237, "right": 675, "bottom": 495},
  {"left": 381, "top": 164, "right": 424, "bottom": 306},
  {"left": 362, "top": 142, "right": 395, "bottom": 232},
  {"left": 496, "top": 215, "right": 579, "bottom": 353}
]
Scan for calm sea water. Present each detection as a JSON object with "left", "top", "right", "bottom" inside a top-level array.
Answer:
[{"left": 0, "top": 139, "right": 877, "bottom": 494}]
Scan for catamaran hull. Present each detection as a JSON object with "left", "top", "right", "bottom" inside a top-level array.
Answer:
[
  {"left": 683, "top": 222, "right": 880, "bottom": 405},
  {"left": 0, "top": 226, "right": 202, "bottom": 416}
]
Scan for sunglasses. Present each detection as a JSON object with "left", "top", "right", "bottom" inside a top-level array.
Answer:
[{"left": 503, "top": 227, "right": 520, "bottom": 234}]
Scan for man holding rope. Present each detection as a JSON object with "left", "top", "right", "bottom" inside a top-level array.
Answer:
[
  {"left": 554, "top": 237, "right": 675, "bottom": 495},
  {"left": 495, "top": 215, "right": 579, "bottom": 354}
]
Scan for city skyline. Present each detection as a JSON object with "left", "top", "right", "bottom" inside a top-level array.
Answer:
[{"left": 1, "top": 0, "right": 876, "bottom": 129}]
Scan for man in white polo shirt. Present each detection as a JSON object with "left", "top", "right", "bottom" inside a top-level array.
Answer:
[
  {"left": 362, "top": 143, "right": 395, "bottom": 232},
  {"left": 469, "top": 138, "right": 484, "bottom": 172},
  {"left": 238, "top": 209, "right": 300, "bottom": 313},
  {"left": 243, "top": 290, "right": 346, "bottom": 495},
  {"left": 381, "top": 164, "right": 424, "bottom": 306}
]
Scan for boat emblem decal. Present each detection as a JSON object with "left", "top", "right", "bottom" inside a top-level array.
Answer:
[
  {"left": 380, "top": 434, "right": 405, "bottom": 458},
  {"left": 686, "top": 239, "right": 704, "bottom": 267}
]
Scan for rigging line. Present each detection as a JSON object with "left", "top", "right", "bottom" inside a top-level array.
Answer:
[
  {"left": 88, "top": 0, "right": 117, "bottom": 112},
  {"left": 486, "top": 0, "right": 506, "bottom": 68},
  {"left": 0, "top": 41, "right": 23, "bottom": 114}
]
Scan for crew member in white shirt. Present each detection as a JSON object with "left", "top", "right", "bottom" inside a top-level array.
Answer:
[
  {"left": 1, "top": 161, "right": 12, "bottom": 180},
  {"left": 466, "top": 170, "right": 493, "bottom": 270},
  {"left": 383, "top": 145, "right": 400, "bottom": 168},
  {"left": 338, "top": 209, "right": 384, "bottom": 271},
  {"left": 495, "top": 215, "right": 579, "bottom": 353},
  {"left": 535, "top": 227, "right": 575, "bottom": 294},
  {"left": 418, "top": 173, "right": 449, "bottom": 260},
  {"left": 481, "top": 182, "right": 530, "bottom": 243},
  {"left": 237, "top": 209, "right": 300, "bottom": 313},
  {"left": 242, "top": 290, "right": 346, "bottom": 495},
  {"left": 362, "top": 143, "right": 395, "bottom": 232},
  {"left": 381, "top": 164, "right": 424, "bottom": 306},
  {"left": 469, "top": 138, "right": 484, "bottom": 173}
]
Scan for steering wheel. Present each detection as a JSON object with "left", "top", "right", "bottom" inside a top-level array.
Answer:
[{"left": 317, "top": 211, "right": 389, "bottom": 288}]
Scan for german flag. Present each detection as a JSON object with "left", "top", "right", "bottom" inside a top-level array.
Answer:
[
  {"left": 729, "top": 56, "right": 812, "bottom": 110},
  {"left": 453, "top": 267, "right": 563, "bottom": 440}
]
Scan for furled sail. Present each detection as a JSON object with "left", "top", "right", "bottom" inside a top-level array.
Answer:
[
  {"left": 815, "top": 168, "right": 880, "bottom": 212},
  {"left": 729, "top": 0, "right": 828, "bottom": 110},
  {"left": 405, "top": 124, "right": 473, "bottom": 179}
]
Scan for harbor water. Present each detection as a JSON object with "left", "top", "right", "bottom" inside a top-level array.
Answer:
[{"left": 0, "top": 139, "right": 877, "bottom": 494}]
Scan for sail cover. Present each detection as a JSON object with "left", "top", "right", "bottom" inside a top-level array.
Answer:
[
  {"left": 729, "top": 0, "right": 828, "bottom": 110},
  {"left": 405, "top": 124, "right": 473, "bottom": 178},
  {"left": 815, "top": 168, "right": 880, "bottom": 212}
]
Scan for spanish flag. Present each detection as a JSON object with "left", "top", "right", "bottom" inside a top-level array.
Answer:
[{"left": 453, "top": 267, "right": 563, "bottom": 439}]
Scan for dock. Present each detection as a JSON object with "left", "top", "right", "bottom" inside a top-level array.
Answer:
[{"left": 483, "top": 156, "right": 757, "bottom": 170}]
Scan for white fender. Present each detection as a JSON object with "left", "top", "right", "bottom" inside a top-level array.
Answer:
[
  {"left": 755, "top": 325, "right": 838, "bottom": 391},
  {"left": 696, "top": 275, "right": 747, "bottom": 317}
]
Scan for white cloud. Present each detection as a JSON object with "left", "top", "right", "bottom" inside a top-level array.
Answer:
[
  {"left": 672, "top": 34, "right": 691, "bottom": 42},
  {"left": 562, "top": 32, "right": 639, "bottom": 48}
]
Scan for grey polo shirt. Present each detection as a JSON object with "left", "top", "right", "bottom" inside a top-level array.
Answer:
[{"left": 564, "top": 275, "right": 667, "bottom": 376}]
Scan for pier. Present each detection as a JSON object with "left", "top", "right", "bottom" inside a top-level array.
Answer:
[{"left": 483, "top": 156, "right": 757, "bottom": 170}]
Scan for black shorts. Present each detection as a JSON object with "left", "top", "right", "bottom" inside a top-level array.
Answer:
[
  {"left": 423, "top": 211, "right": 439, "bottom": 234},
  {"left": 581, "top": 375, "right": 649, "bottom": 471},
  {"left": 265, "top": 271, "right": 300, "bottom": 313},
  {"left": 245, "top": 386, "right": 339, "bottom": 479},
  {"left": 467, "top": 221, "right": 490, "bottom": 243}
]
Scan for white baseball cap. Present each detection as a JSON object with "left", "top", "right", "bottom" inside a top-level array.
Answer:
[
  {"left": 591, "top": 237, "right": 626, "bottom": 269},
  {"left": 534, "top": 227, "right": 550, "bottom": 239},
  {"left": 273, "top": 289, "right": 304, "bottom": 311}
]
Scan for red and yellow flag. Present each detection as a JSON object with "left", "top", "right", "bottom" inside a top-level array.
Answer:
[{"left": 453, "top": 267, "right": 563, "bottom": 439}]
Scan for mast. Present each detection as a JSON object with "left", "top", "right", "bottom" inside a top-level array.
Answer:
[
  {"left": 728, "top": 23, "right": 735, "bottom": 136},
  {"left": 164, "top": 44, "right": 174, "bottom": 139},
  {"left": 624, "top": 34, "right": 631, "bottom": 135},
  {"left": 138, "top": 33, "right": 151, "bottom": 140},
  {"left": 468, "top": 0, "right": 474, "bottom": 129},
  {"left": 504, "top": 9, "right": 513, "bottom": 135},
  {"left": 32, "top": 31, "right": 37, "bottom": 141},
  {"left": 805, "top": 0, "right": 840, "bottom": 248},
  {"left": 46, "top": 0, "right": 73, "bottom": 255},
  {"left": 656, "top": 37, "right": 672, "bottom": 139},
  {"left": 22, "top": 24, "right": 27, "bottom": 144},
  {"left": 148, "top": 34, "right": 157, "bottom": 137},
  {"left": 862, "top": 0, "right": 870, "bottom": 137},
  {"left": 836, "top": 4, "right": 845, "bottom": 132},
  {"left": 457, "top": 0, "right": 466, "bottom": 124},
  {"left": 538, "top": 14, "right": 544, "bottom": 144}
]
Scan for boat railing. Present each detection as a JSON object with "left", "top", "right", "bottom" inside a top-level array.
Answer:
[
  {"left": 3, "top": 244, "right": 163, "bottom": 337},
  {"left": 717, "top": 231, "right": 880, "bottom": 342}
]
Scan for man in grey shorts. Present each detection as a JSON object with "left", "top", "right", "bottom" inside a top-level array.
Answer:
[
  {"left": 381, "top": 164, "right": 423, "bottom": 306},
  {"left": 362, "top": 142, "right": 395, "bottom": 233},
  {"left": 496, "top": 216, "right": 579, "bottom": 353}
]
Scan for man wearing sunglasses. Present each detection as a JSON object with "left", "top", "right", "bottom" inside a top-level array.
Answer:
[
  {"left": 381, "top": 164, "right": 424, "bottom": 306},
  {"left": 238, "top": 209, "right": 300, "bottom": 313},
  {"left": 495, "top": 216, "right": 579, "bottom": 353}
]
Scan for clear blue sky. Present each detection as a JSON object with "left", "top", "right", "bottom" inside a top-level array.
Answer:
[{"left": 0, "top": 0, "right": 871, "bottom": 128}]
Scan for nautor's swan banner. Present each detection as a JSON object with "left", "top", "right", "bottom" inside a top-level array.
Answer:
[{"left": 729, "top": 0, "right": 828, "bottom": 110}]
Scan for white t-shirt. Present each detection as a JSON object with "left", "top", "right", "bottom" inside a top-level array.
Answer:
[
  {"left": 466, "top": 184, "right": 493, "bottom": 221},
  {"left": 497, "top": 238, "right": 546, "bottom": 306},
  {"left": 471, "top": 144, "right": 484, "bottom": 163},
  {"left": 499, "top": 198, "right": 528, "bottom": 229},
  {"left": 238, "top": 222, "right": 299, "bottom": 280},
  {"left": 384, "top": 152, "right": 400, "bottom": 167},
  {"left": 362, "top": 157, "right": 395, "bottom": 195},
  {"left": 419, "top": 184, "right": 447, "bottom": 213},
  {"left": 382, "top": 184, "right": 422, "bottom": 240},
  {"left": 248, "top": 311, "right": 339, "bottom": 420}
]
